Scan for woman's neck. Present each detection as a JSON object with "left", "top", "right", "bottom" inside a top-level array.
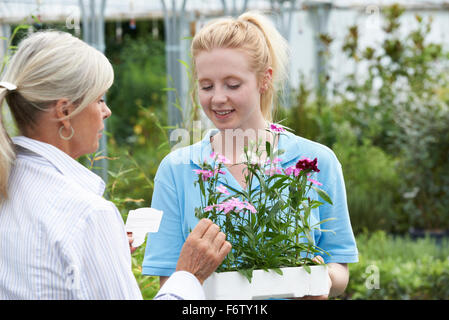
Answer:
[{"left": 210, "top": 123, "right": 275, "bottom": 165}]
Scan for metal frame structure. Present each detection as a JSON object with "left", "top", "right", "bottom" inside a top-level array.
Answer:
[
  {"left": 79, "top": 0, "right": 108, "bottom": 179},
  {"left": 161, "top": 0, "right": 187, "bottom": 129},
  {"left": 2, "top": 0, "right": 449, "bottom": 184}
]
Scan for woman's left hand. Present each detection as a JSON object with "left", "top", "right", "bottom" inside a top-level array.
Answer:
[{"left": 127, "top": 232, "right": 137, "bottom": 254}]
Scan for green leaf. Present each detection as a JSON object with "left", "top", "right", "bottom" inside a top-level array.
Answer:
[
  {"left": 238, "top": 268, "right": 254, "bottom": 283},
  {"left": 303, "top": 264, "right": 311, "bottom": 274},
  {"left": 272, "top": 268, "right": 283, "bottom": 276},
  {"left": 108, "top": 170, "right": 118, "bottom": 178},
  {"left": 312, "top": 186, "right": 333, "bottom": 205},
  {"left": 266, "top": 141, "right": 271, "bottom": 157},
  {"left": 311, "top": 217, "right": 336, "bottom": 229},
  {"left": 177, "top": 59, "right": 191, "bottom": 71}
]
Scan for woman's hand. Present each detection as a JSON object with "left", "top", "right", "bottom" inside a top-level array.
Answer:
[
  {"left": 175, "top": 219, "right": 232, "bottom": 284},
  {"left": 127, "top": 232, "right": 138, "bottom": 254}
]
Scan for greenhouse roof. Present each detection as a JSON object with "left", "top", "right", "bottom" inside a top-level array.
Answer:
[{"left": 1, "top": 0, "right": 449, "bottom": 24}]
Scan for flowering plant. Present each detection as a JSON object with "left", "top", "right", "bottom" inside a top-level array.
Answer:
[{"left": 194, "top": 124, "right": 334, "bottom": 282}]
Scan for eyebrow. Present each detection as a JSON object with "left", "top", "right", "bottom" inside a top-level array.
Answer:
[{"left": 198, "top": 76, "right": 242, "bottom": 82}]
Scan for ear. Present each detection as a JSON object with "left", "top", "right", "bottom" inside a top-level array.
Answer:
[
  {"left": 259, "top": 67, "right": 273, "bottom": 94},
  {"left": 54, "top": 98, "right": 74, "bottom": 129}
]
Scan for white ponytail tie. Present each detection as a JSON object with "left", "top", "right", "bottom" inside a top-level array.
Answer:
[{"left": 0, "top": 81, "right": 17, "bottom": 91}]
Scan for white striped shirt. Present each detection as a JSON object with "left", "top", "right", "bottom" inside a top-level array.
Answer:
[
  {"left": 0, "top": 136, "right": 143, "bottom": 299},
  {"left": 0, "top": 136, "right": 206, "bottom": 300}
]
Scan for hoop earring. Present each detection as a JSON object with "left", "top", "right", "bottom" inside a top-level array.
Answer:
[{"left": 59, "top": 126, "right": 75, "bottom": 141}]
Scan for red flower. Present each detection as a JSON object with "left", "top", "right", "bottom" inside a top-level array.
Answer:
[{"left": 295, "top": 157, "right": 320, "bottom": 173}]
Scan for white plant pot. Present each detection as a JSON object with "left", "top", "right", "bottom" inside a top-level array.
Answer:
[{"left": 203, "top": 265, "right": 329, "bottom": 300}]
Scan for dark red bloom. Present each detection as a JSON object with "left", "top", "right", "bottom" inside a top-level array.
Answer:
[{"left": 295, "top": 157, "right": 320, "bottom": 173}]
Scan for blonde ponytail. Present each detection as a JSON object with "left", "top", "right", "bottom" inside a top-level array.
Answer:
[
  {"left": 0, "top": 30, "right": 113, "bottom": 203},
  {"left": 0, "top": 88, "right": 15, "bottom": 201},
  {"left": 191, "top": 11, "right": 289, "bottom": 121}
]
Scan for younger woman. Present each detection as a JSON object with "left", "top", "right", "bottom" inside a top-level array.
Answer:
[{"left": 143, "top": 12, "right": 358, "bottom": 298}]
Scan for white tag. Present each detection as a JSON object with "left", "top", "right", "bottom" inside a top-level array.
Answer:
[{"left": 125, "top": 208, "right": 163, "bottom": 247}]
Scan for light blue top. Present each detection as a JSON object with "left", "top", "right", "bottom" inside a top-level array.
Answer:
[{"left": 142, "top": 129, "right": 359, "bottom": 276}]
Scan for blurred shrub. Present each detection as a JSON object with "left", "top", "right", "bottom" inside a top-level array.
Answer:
[
  {"left": 342, "top": 231, "right": 449, "bottom": 300},
  {"left": 396, "top": 96, "right": 449, "bottom": 230},
  {"left": 333, "top": 124, "right": 403, "bottom": 234},
  {"left": 284, "top": 4, "right": 449, "bottom": 233},
  {"left": 106, "top": 34, "right": 167, "bottom": 144},
  {"left": 338, "top": 6, "right": 449, "bottom": 231},
  {"left": 104, "top": 103, "right": 171, "bottom": 215}
]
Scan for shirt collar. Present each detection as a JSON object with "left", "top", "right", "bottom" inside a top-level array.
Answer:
[
  {"left": 276, "top": 130, "right": 301, "bottom": 165},
  {"left": 190, "top": 128, "right": 299, "bottom": 167},
  {"left": 12, "top": 136, "right": 106, "bottom": 196},
  {"left": 190, "top": 129, "right": 218, "bottom": 167}
]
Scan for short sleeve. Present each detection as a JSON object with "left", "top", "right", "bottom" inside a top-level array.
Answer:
[
  {"left": 315, "top": 156, "right": 359, "bottom": 264},
  {"left": 142, "top": 159, "right": 185, "bottom": 276}
]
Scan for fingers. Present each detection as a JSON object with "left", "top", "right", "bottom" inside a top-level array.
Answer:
[
  {"left": 189, "top": 218, "right": 213, "bottom": 239},
  {"left": 212, "top": 231, "right": 226, "bottom": 251},
  {"left": 218, "top": 240, "right": 232, "bottom": 258},
  {"left": 176, "top": 220, "right": 232, "bottom": 283},
  {"left": 127, "top": 232, "right": 137, "bottom": 254},
  {"left": 202, "top": 223, "right": 220, "bottom": 243},
  {"left": 313, "top": 256, "right": 324, "bottom": 264},
  {"left": 200, "top": 221, "right": 230, "bottom": 255}
]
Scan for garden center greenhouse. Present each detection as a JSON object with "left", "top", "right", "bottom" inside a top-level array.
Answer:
[
  {"left": 2, "top": 0, "right": 449, "bottom": 301},
  {"left": 1, "top": 0, "right": 449, "bottom": 180}
]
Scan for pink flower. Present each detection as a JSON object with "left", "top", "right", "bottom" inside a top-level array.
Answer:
[
  {"left": 216, "top": 185, "right": 230, "bottom": 195},
  {"left": 307, "top": 178, "right": 323, "bottom": 186},
  {"left": 193, "top": 169, "right": 214, "bottom": 181},
  {"left": 265, "top": 157, "right": 282, "bottom": 165},
  {"left": 213, "top": 169, "right": 225, "bottom": 175},
  {"left": 270, "top": 123, "right": 286, "bottom": 133},
  {"left": 265, "top": 167, "right": 283, "bottom": 176},
  {"left": 210, "top": 152, "right": 231, "bottom": 164},
  {"left": 285, "top": 166, "right": 301, "bottom": 177},
  {"left": 217, "top": 154, "right": 231, "bottom": 164},
  {"left": 244, "top": 202, "right": 257, "bottom": 214},
  {"left": 208, "top": 197, "right": 256, "bottom": 215},
  {"left": 193, "top": 168, "right": 225, "bottom": 181}
]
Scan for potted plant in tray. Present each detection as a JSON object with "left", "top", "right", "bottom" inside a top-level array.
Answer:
[{"left": 193, "top": 124, "right": 334, "bottom": 299}]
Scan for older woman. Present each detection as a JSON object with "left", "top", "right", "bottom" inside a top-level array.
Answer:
[{"left": 0, "top": 31, "right": 230, "bottom": 300}]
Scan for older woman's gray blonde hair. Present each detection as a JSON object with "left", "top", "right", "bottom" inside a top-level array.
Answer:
[{"left": 0, "top": 30, "right": 114, "bottom": 202}]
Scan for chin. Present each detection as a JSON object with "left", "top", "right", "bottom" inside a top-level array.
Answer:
[
  {"left": 211, "top": 119, "right": 238, "bottom": 131},
  {"left": 85, "top": 143, "right": 100, "bottom": 156}
]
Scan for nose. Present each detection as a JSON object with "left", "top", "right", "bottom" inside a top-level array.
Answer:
[
  {"left": 103, "top": 103, "right": 112, "bottom": 120},
  {"left": 211, "top": 87, "right": 227, "bottom": 106}
]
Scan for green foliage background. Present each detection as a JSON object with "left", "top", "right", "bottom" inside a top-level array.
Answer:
[{"left": 2, "top": 5, "right": 448, "bottom": 300}]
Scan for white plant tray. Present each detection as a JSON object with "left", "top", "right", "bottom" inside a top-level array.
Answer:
[{"left": 203, "top": 265, "right": 329, "bottom": 300}]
